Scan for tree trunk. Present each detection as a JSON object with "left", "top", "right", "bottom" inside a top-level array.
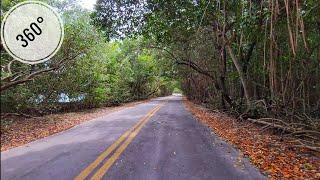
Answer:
[{"left": 226, "top": 45, "right": 251, "bottom": 108}]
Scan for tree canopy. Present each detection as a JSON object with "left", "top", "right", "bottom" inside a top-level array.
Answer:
[
  {"left": 1, "top": 0, "right": 319, "bottom": 120},
  {"left": 1, "top": 0, "right": 177, "bottom": 114},
  {"left": 93, "top": 0, "right": 320, "bottom": 118}
]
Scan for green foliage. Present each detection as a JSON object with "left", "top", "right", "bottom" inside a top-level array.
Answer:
[
  {"left": 0, "top": 1, "right": 176, "bottom": 114},
  {"left": 93, "top": 0, "right": 320, "bottom": 117}
]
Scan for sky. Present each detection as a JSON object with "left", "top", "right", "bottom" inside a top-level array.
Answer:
[{"left": 79, "top": 0, "right": 96, "bottom": 10}]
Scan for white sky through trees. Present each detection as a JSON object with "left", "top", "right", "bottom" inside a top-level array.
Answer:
[{"left": 79, "top": 0, "right": 96, "bottom": 10}]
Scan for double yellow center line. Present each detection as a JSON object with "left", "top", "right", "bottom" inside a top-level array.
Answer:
[{"left": 75, "top": 103, "right": 165, "bottom": 180}]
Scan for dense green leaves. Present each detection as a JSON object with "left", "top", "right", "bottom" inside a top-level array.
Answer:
[
  {"left": 2, "top": 0, "right": 319, "bottom": 118},
  {"left": 0, "top": 1, "right": 176, "bottom": 114},
  {"left": 93, "top": 0, "right": 320, "bottom": 117}
]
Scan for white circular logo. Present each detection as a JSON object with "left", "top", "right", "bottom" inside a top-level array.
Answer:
[{"left": 1, "top": 1, "right": 64, "bottom": 64}]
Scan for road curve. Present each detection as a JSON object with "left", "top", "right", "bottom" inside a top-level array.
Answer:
[{"left": 1, "top": 96, "right": 266, "bottom": 180}]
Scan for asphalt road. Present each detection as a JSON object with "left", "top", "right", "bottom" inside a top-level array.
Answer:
[{"left": 1, "top": 96, "right": 266, "bottom": 180}]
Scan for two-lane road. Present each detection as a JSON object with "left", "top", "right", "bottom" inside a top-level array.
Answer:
[{"left": 1, "top": 96, "right": 266, "bottom": 180}]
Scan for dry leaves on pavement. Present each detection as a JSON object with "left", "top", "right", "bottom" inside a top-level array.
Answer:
[
  {"left": 1, "top": 100, "right": 147, "bottom": 152},
  {"left": 184, "top": 100, "right": 320, "bottom": 179}
]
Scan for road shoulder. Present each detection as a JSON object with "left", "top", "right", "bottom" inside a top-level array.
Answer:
[
  {"left": 184, "top": 99, "right": 320, "bottom": 179},
  {"left": 1, "top": 99, "right": 149, "bottom": 152}
]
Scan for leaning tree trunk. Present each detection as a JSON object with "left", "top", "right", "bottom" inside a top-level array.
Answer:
[{"left": 226, "top": 45, "right": 251, "bottom": 109}]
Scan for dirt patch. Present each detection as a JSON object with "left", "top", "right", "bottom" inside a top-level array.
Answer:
[
  {"left": 184, "top": 99, "right": 320, "bottom": 179},
  {"left": 1, "top": 100, "right": 148, "bottom": 152}
]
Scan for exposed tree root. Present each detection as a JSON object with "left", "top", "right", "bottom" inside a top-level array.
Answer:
[
  {"left": 1, "top": 113, "right": 34, "bottom": 118},
  {"left": 247, "top": 117, "right": 320, "bottom": 152}
]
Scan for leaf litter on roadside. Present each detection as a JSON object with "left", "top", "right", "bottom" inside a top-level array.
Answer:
[
  {"left": 1, "top": 100, "right": 147, "bottom": 152},
  {"left": 184, "top": 99, "right": 320, "bottom": 179}
]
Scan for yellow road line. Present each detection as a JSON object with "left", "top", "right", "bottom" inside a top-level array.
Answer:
[
  {"left": 75, "top": 104, "right": 163, "bottom": 180},
  {"left": 91, "top": 104, "right": 163, "bottom": 180}
]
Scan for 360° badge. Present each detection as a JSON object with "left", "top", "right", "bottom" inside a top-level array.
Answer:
[{"left": 1, "top": 1, "right": 64, "bottom": 64}]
